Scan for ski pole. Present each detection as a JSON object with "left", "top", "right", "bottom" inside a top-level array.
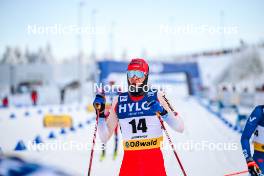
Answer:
[
  {"left": 156, "top": 112, "right": 187, "bottom": 176},
  {"left": 224, "top": 170, "right": 264, "bottom": 176},
  {"left": 224, "top": 170, "right": 248, "bottom": 176},
  {"left": 88, "top": 103, "right": 100, "bottom": 176}
]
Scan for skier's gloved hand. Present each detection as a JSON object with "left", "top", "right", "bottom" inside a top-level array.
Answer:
[
  {"left": 247, "top": 158, "right": 262, "bottom": 176},
  {"left": 93, "top": 94, "right": 106, "bottom": 118},
  {"left": 148, "top": 100, "right": 168, "bottom": 117}
]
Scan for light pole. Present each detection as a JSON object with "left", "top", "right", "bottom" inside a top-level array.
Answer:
[
  {"left": 77, "top": 1, "right": 85, "bottom": 103},
  {"left": 109, "top": 21, "right": 115, "bottom": 59},
  {"left": 91, "top": 9, "right": 97, "bottom": 60},
  {"left": 10, "top": 64, "right": 15, "bottom": 95},
  {"left": 219, "top": 10, "right": 225, "bottom": 49},
  {"left": 169, "top": 16, "right": 175, "bottom": 57}
]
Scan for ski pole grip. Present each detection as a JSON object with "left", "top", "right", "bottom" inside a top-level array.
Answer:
[{"left": 95, "top": 103, "right": 101, "bottom": 110}]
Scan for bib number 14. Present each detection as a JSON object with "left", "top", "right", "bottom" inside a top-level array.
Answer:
[{"left": 128, "top": 118, "right": 148, "bottom": 133}]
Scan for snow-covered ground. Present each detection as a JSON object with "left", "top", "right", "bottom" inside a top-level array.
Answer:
[{"left": 0, "top": 81, "right": 249, "bottom": 176}]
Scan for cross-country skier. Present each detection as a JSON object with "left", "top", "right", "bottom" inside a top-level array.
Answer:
[
  {"left": 93, "top": 58, "right": 184, "bottom": 175},
  {"left": 241, "top": 105, "right": 264, "bottom": 176}
]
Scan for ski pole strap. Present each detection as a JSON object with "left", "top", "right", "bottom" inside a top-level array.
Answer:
[{"left": 95, "top": 103, "right": 101, "bottom": 110}]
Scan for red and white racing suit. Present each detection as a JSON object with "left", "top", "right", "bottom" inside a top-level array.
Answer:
[{"left": 98, "top": 90, "right": 184, "bottom": 176}]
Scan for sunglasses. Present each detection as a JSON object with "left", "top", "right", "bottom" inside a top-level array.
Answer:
[{"left": 127, "top": 70, "right": 145, "bottom": 78}]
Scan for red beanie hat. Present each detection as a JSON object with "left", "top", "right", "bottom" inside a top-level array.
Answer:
[{"left": 127, "top": 58, "right": 149, "bottom": 75}]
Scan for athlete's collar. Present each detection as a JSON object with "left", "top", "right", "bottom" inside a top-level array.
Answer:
[{"left": 129, "top": 94, "right": 144, "bottom": 102}]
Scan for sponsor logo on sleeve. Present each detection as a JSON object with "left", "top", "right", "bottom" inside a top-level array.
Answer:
[
  {"left": 147, "top": 91, "right": 155, "bottom": 97},
  {"left": 120, "top": 95, "right": 127, "bottom": 102},
  {"left": 249, "top": 116, "right": 257, "bottom": 122}
]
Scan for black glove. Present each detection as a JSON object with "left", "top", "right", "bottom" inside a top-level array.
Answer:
[
  {"left": 93, "top": 94, "right": 106, "bottom": 118},
  {"left": 247, "top": 157, "right": 262, "bottom": 176}
]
